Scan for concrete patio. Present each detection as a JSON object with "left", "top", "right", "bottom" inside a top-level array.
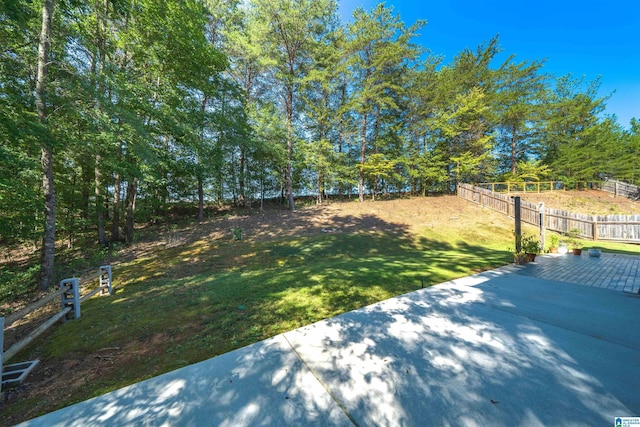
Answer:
[
  {"left": 18, "top": 253, "right": 640, "bottom": 426},
  {"left": 511, "top": 252, "right": 640, "bottom": 294}
]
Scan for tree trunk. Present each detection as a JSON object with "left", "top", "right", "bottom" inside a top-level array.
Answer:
[
  {"left": 198, "top": 95, "right": 207, "bottom": 222},
  {"left": 239, "top": 147, "right": 246, "bottom": 207},
  {"left": 337, "top": 74, "right": 347, "bottom": 199},
  {"left": 80, "top": 159, "right": 92, "bottom": 220},
  {"left": 511, "top": 126, "right": 518, "bottom": 175},
  {"left": 197, "top": 174, "right": 204, "bottom": 222},
  {"left": 260, "top": 177, "right": 264, "bottom": 212},
  {"left": 317, "top": 172, "right": 323, "bottom": 205},
  {"left": 95, "top": 0, "right": 110, "bottom": 245},
  {"left": 124, "top": 178, "right": 138, "bottom": 244},
  {"left": 37, "top": 0, "right": 55, "bottom": 290},
  {"left": 95, "top": 154, "right": 107, "bottom": 245},
  {"left": 111, "top": 144, "right": 121, "bottom": 242},
  {"left": 359, "top": 107, "right": 367, "bottom": 203},
  {"left": 286, "top": 85, "right": 295, "bottom": 211},
  {"left": 372, "top": 107, "right": 380, "bottom": 201},
  {"left": 40, "top": 146, "right": 55, "bottom": 290}
]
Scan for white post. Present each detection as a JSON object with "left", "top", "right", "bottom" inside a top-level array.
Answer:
[
  {"left": 60, "top": 278, "right": 81, "bottom": 321},
  {"left": 99, "top": 265, "right": 113, "bottom": 295}
]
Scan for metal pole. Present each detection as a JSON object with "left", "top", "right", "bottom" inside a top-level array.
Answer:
[{"left": 514, "top": 196, "right": 522, "bottom": 253}]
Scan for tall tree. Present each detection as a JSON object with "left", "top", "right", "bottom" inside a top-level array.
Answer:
[
  {"left": 252, "top": 0, "right": 338, "bottom": 210},
  {"left": 0, "top": 1, "right": 42, "bottom": 244},
  {"left": 402, "top": 56, "right": 449, "bottom": 195},
  {"left": 207, "top": 0, "right": 262, "bottom": 208},
  {"left": 112, "top": 0, "right": 225, "bottom": 240},
  {"left": 346, "top": 3, "right": 424, "bottom": 201},
  {"left": 542, "top": 74, "right": 608, "bottom": 181},
  {"left": 432, "top": 87, "right": 495, "bottom": 183},
  {"left": 494, "top": 57, "right": 547, "bottom": 175},
  {"left": 431, "top": 38, "right": 503, "bottom": 184},
  {"left": 36, "top": 0, "right": 56, "bottom": 290},
  {"left": 301, "top": 25, "right": 345, "bottom": 203}
]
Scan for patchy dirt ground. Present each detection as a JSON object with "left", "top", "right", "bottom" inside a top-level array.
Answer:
[{"left": 1, "top": 190, "right": 638, "bottom": 425}]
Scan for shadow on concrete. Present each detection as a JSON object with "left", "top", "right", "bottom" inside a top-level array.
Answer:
[
  {"left": 285, "top": 271, "right": 640, "bottom": 426},
  {"left": 19, "top": 334, "right": 352, "bottom": 427}
]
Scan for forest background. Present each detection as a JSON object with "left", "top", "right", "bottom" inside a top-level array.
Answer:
[{"left": 1, "top": 0, "right": 639, "bottom": 292}]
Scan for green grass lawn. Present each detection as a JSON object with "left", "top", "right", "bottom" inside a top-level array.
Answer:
[{"left": 44, "top": 228, "right": 514, "bottom": 363}]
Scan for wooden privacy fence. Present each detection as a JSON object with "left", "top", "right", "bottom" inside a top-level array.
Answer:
[
  {"left": 601, "top": 179, "right": 640, "bottom": 200},
  {"left": 1, "top": 265, "right": 113, "bottom": 392},
  {"left": 477, "top": 181, "right": 599, "bottom": 193},
  {"left": 458, "top": 183, "right": 640, "bottom": 242}
]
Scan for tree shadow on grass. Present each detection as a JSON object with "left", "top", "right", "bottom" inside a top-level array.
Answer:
[
  {"left": 50, "top": 216, "right": 512, "bottom": 364},
  {"left": 4, "top": 205, "right": 515, "bottom": 424}
]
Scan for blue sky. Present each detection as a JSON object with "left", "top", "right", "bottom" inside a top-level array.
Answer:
[{"left": 339, "top": 0, "right": 640, "bottom": 129}]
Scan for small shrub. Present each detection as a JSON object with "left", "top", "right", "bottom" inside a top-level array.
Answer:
[
  {"left": 231, "top": 227, "right": 244, "bottom": 241},
  {"left": 567, "top": 228, "right": 582, "bottom": 248},
  {"left": 521, "top": 234, "right": 541, "bottom": 254}
]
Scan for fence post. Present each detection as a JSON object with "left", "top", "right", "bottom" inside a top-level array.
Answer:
[
  {"left": 539, "top": 203, "right": 545, "bottom": 252},
  {"left": 592, "top": 220, "right": 598, "bottom": 241},
  {"left": 514, "top": 196, "right": 522, "bottom": 253},
  {"left": 60, "top": 278, "right": 81, "bottom": 321},
  {"left": 99, "top": 265, "right": 113, "bottom": 295}
]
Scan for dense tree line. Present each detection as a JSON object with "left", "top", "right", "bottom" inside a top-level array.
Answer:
[{"left": 1, "top": 0, "right": 638, "bottom": 289}]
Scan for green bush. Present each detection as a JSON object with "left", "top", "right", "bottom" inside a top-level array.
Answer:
[{"left": 521, "top": 234, "right": 541, "bottom": 254}]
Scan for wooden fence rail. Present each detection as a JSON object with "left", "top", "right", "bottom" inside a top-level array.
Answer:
[
  {"left": 4, "top": 285, "right": 71, "bottom": 329},
  {"left": 458, "top": 183, "right": 640, "bottom": 242},
  {"left": 476, "top": 181, "right": 600, "bottom": 193},
  {"left": 2, "top": 266, "right": 113, "bottom": 391}
]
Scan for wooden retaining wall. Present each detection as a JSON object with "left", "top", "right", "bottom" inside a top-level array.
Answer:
[{"left": 458, "top": 183, "right": 640, "bottom": 242}]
